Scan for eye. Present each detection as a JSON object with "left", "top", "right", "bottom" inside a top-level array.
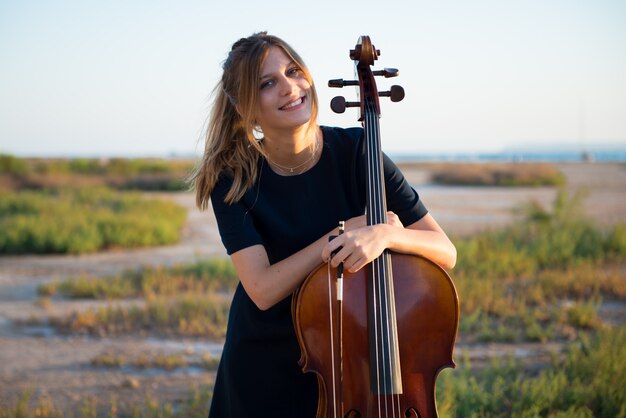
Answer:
[
  {"left": 287, "top": 66, "right": 302, "bottom": 76},
  {"left": 260, "top": 79, "right": 274, "bottom": 89}
]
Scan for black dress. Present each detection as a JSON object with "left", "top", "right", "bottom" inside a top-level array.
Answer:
[{"left": 208, "top": 126, "right": 428, "bottom": 417}]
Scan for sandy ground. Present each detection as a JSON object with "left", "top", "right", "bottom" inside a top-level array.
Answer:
[{"left": 0, "top": 162, "right": 624, "bottom": 414}]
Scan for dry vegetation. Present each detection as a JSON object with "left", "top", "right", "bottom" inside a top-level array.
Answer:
[
  {"left": 399, "top": 161, "right": 566, "bottom": 186},
  {"left": 0, "top": 154, "right": 195, "bottom": 192}
]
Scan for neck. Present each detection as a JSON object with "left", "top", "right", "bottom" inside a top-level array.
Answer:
[{"left": 263, "top": 123, "right": 319, "bottom": 166}]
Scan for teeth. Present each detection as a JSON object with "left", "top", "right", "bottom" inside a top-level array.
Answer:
[{"left": 282, "top": 98, "right": 303, "bottom": 110}]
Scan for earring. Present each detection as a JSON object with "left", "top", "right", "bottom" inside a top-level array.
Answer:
[
  {"left": 247, "top": 126, "right": 264, "bottom": 149},
  {"left": 252, "top": 124, "right": 264, "bottom": 141}
]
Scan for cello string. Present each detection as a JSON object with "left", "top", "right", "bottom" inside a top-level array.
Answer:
[
  {"left": 366, "top": 107, "right": 385, "bottom": 406},
  {"left": 367, "top": 103, "right": 395, "bottom": 416},
  {"left": 376, "top": 115, "right": 402, "bottom": 418},
  {"left": 368, "top": 102, "right": 400, "bottom": 417},
  {"left": 365, "top": 102, "right": 382, "bottom": 417},
  {"left": 377, "top": 108, "right": 393, "bottom": 415},
  {"left": 367, "top": 103, "right": 387, "bottom": 416}
]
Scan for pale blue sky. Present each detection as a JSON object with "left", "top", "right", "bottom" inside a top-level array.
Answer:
[{"left": 1, "top": 0, "right": 625, "bottom": 156}]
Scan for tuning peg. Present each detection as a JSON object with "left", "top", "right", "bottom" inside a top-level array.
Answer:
[
  {"left": 330, "top": 96, "right": 360, "bottom": 113},
  {"left": 349, "top": 48, "right": 380, "bottom": 60},
  {"left": 378, "top": 85, "right": 405, "bottom": 102},
  {"left": 373, "top": 68, "right": 399, "bottom": 78},
  {"left": 328, "top": 79, "right": 360, "bottom": 88}
]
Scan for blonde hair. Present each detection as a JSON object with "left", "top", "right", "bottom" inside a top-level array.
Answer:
[{"left": 190, "top": 32, "right": 319, "bottom": 209}]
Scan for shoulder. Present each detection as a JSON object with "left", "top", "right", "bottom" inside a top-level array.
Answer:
[
  {"left": 322, "top": 125, "right": 363, "bottom": 143},
  {"left": 210, "top": 169, "right": 246, "bottom": 207},
  {"left": 211, "top": 169, "right": 234, "bottom": 194},
  {"left": 321, "top": 126, "right": 364, "bottom": 157}
]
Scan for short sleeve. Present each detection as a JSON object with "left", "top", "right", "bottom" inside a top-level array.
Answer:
[
  {"left": 210, "top": 173, "right": 263, "bottom": 255},
  {"left": 383, "top": 153, "right": 428, "bottom": 227}
]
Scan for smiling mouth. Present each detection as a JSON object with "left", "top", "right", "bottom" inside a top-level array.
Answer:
[{"left": 280, "top": 96, "right": 305, "bottom": 110}]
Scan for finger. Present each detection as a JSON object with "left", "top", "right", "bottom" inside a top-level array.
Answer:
[
  {"left": 322, "top": 234, "right": 344, "bottom": 260},
  {"left": 348, "top": 259, "right": 363, "bottom": 273},
  {"left": 344, "top": 254, "right": 362, "bottom": 273},
  {"left": 330, "top": 245, "right": 353, "bottom": 268}
]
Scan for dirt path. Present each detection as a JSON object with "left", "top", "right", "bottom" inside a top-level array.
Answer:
[{"left": 0, "top": 162, "right": 624, "bottom": 414}]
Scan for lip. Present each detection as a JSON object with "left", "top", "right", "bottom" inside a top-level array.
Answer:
[{"left": 279, "top": 96, "right": 306, "bottom": 111}]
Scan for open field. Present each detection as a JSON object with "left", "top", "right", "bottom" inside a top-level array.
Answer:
[{"left": 0, "top": 162, "right": 625, "bottom": 416}]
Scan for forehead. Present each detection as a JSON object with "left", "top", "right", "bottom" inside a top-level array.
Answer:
[{"left": 260, "top": 47, "right": 293, "bottom": 75}]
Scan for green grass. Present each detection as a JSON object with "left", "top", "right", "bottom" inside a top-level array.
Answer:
[
  {"left": 436, "top": 325, "right": 626, "bottom": 418},
  {"left": 0, "top": 187, "right": 187, "bottom": 254},
  {"left": 38, "top": 258, "right": 238, "bottom": 299},
  {"left": 90, "top": 351, "right": 219, "bottom": 371},
  {"left": 36, "top": 258, "right": 238, "bottom": 338},
  {"left": 49, "top": 293, "right": 230, "bottom": 339},
  {"left": 453, "top": 190, "right": 626, "bottom": 343},
  {"left": 0, "top": 386, "right": 213, "bottom": 418},
  {"left": 0, "top": 154, "right": 28, "bottom": 175},
  {"left": 3, "top": 326, "right": 624, "bottom": 417}
]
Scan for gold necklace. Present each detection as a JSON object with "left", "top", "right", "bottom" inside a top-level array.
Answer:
[{"left": 266, "top": 133, "right": 321, "bottom": 175}]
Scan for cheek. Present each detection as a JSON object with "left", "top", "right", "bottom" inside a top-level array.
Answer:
[{"left": 256, "top": 94, "right": 272, "bottom": 117}]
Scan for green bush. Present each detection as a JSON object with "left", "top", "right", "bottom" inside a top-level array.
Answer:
[
  {"left": 0, "top": 154, "right": 28, "bottom": 175},
  {"left": 0, "top": 187, "right": 186, "bottom": 254},
  {"left": 437, "top": 326, "right": 626, "bottom": 418},
  {"left": 453, "top": 190, "right": 626, "bottom": 343}
]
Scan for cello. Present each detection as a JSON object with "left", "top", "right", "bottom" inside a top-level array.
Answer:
[{"left": 293, "top": 36, "right": 460, "bottom": 418}]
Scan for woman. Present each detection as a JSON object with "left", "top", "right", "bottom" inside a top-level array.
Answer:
[{"left": 191, "top": 32, "right": 456, "bottom": 418}]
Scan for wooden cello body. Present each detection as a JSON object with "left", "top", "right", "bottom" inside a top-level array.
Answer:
[{"left": 293, "top": 36, "right": 459, "bottom": 418}]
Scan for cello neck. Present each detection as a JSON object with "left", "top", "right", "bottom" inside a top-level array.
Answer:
[{"left": 363, "top": 98, "right": 388, "bottom": 227}]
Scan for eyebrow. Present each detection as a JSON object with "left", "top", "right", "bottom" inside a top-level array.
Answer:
[{"left": 259, "top": 60, "right": 296, "bottom": 81}]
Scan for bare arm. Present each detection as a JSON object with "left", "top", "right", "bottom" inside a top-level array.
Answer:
[
  {"left": 230, "top": 227, "right": 336, "bottom": 311},
  {"left": 229, "top": 212, "right": 388, "bottom": 310}
]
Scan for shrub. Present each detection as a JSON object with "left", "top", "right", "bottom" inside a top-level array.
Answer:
[
  {"left": 0, "top": 156, "right": 195, "bottom": 192},
  {"left": 51, "top": 293, "right": 230, "bottom": 339},
  {"left": 453, "top": 190, "right": 626, "bottom": 342},
  {"left": 0, "top": 154, "right": 28, "bottom": 175},
  {"left": 0, "top": 188, "right": 186, "bottom": 254},
  {"left": 437, "top": 326, "right": 626, "bottom": 417},
  {"left": 39, "top": 258, "right": 239, "bottom": 299},
  {"left": 431, "top": 162, "right": 566, "bottom": 186}
]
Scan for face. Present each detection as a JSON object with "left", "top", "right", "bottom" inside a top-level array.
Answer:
[{"left": 254, "top": 47, "right": 313, "bottom": 135}]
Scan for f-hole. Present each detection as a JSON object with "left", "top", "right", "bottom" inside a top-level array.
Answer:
[{"left": 405, "top": 407, "right": 420, "bottom": 418}]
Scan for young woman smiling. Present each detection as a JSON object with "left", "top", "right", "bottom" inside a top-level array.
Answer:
[{"left": 191, "top": 32, "right": 456, "bottom": 418}]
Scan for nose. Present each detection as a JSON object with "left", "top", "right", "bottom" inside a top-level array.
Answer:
[{"left": 278, "top": 75, "right": 297, "bottom": 96}]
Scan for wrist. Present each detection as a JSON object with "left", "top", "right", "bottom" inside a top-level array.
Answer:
[{"left": 379, "top": 223, "right": 395, "bottom": 250}]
